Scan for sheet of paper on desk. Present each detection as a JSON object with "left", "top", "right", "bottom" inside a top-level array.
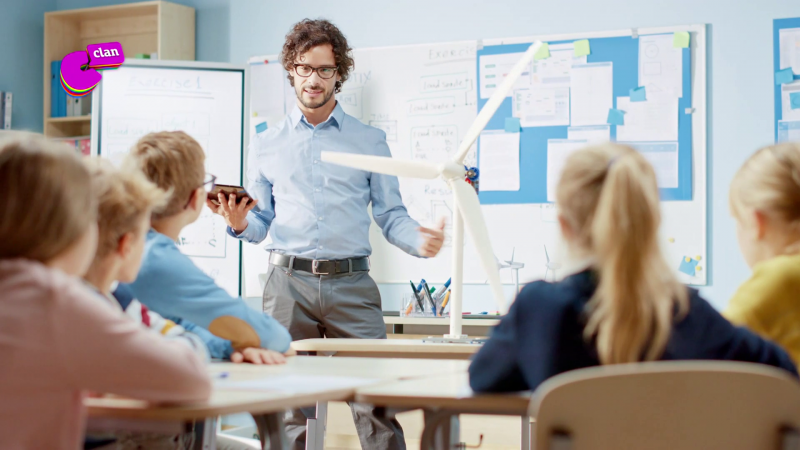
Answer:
[
  {"left": 779, "top": 27, "right": 800, "bottom": 75},
  {"left": 778, "top": 121, "right": 800, "bottom": 143},
  {"left": 638, "top": 34, "right": 682, "bottom": 99},
  {"left": 547, "top": 139, "right": 589, "bottom": 202},
  {"left": 570, "top": 62, "right": 613, "bottom": 126},
  {"left": 479, "top": 131, "right": 520, "bottom": 191},
  {"left": 782, "top": 82, "right": 800, "bottom": 121},
  {"left": 216, "top": 374, "right": 381, "bottom": 393},
  {"left": 616, "top": 96, "right": 679, "bottom": 142}
]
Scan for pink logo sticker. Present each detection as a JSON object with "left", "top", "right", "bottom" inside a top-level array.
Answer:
[{"left": 60, "top": 42, "right": 125, "bottom": 97}]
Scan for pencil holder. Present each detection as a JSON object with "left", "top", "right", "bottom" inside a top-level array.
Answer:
[{"left": 401, "top": 293, "right": 439, "bottom": 317}]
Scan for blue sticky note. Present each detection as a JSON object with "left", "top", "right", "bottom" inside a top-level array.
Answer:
[
  {"left": 678, "top": 257, "right": 699, "bottom": 277},
  {"left": 607, "top": 108, "right": 625, "bottom": 125},
  {"left": 255, "top": 121, "right": 268, "bottom": 133},
  {"left": 505, "top": 117, "right": 521, "bottom": 132},
  {"left": 776, "top": 68, "right": 795, "bottom": 85},
  {"left": 630, "top": 86, "right": 647, "bottom": 102},
  {"left": 791, "top": 92, "right": 800, "bottom": 110}
]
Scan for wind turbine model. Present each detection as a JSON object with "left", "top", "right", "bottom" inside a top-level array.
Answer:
[
  {"left": 322, "top": 41, "right": 543, "bottom": 340},
  {"left": 544, "top": 244, "right": 561, "bottom": 282},
  {"left": 499, "top": 248, "right": 525, "bottom": 295}
]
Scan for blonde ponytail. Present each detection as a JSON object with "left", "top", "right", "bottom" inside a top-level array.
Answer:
[{"left": 556, "top": 144, "right": 688, "bottom": 364}]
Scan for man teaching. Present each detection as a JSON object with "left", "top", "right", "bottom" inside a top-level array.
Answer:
[{"left": 208, "top": 19, "right": 445, "bottom": 450}]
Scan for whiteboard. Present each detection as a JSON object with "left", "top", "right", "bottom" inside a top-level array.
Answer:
[
  {"left": 92, "top": 60, "right": 248, "bottom": 296},
  {"left": 244, "top": 24, "right": 707, "bottom": 295}
]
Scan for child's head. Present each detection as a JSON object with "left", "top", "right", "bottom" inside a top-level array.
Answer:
[
  {"left": 555, "top": 143, "right": 686, "bottom": 365},
  {"left": 729, "top": 142, "right": 800, "bottom": 268},
  {"left": 0, "top": 133, "right": 98, "bottom": 276},
  {"left": 124, "top": 131, "right": 207, "bottom": 226},
  {"left": 85, "top": 158, "right": 167, "bottom": 285}
]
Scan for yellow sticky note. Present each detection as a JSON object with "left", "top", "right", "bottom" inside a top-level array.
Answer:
[
  {"left": 695, "top": 255, "right": 702, "bottom": 261},
  {"left": 574, "top": 40, "right": 591, "bottom": 57},
  {"left": 252, "top": 112, "right": 258, "bottom": 117},
  {"left": 673, "top": 31, "right": 690, "bottom": 48},
  {"left": 534, "top": 43, "right": 550, "bottom": 60}
]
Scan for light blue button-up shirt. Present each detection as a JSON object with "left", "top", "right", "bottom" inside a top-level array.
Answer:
[{"left": 229, "top": 102, "right": 422, "bottom": 259}]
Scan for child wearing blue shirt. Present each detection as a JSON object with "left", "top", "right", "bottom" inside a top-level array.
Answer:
[{"left": 123, "top": 131, "right": 292, "bottom": 356}]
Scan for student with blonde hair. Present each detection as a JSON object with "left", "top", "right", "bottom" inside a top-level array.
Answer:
[
  {"left": 0, "top": 133, "right": 211, "bottom": 450},
  {"left": 724, "top": 142, "right": 800, "bottom": 364},
  {"left": 469, "top": 143, "right": 797, "bottom": 393}
]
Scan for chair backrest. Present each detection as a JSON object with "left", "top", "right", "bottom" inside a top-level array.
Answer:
[{"left": 530, "top": 361, "right": 800, "bottom": 450}]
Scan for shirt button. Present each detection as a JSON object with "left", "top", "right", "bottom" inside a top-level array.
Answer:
[
  {"left": 315, "top": 188, "right": 321, "bottom": 192},
  {"left": 318, "top": 245, "right": 323, "bottom": 249},
  {"left": 318, "top": 216, "right": 323, "bottom": 221},
  {"left": 314, "top": 160, "right": 319, "bottom": 164}
]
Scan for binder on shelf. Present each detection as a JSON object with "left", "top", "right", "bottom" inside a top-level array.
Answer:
[
  {"left": 51, "top": 61, "right": 60, "bottom": 118},
  {"left": 3, "top": 92, "right": 12, "bottom": 129}
]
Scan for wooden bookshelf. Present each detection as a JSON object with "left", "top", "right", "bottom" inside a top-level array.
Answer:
[{"left": 43, "top": 1, "right": 195, "bottom": 138}]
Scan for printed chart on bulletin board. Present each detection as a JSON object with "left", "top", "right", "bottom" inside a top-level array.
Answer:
[
  {"left": 774, "top": 17, "right": 800, "bottom": 143},
  {"left": 242, "top": 26, "right": 708, "bottom": 295}
]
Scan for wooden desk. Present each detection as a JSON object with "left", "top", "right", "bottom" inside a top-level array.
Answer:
[
  {"left": 86, "top": 356, "right": 469, "bottom": 450},
  {"left": 383, "top": 315, "right": 500, "bottom": 336},
  {"left": 292, "top": 338, "right": 482, "bottom": 360},
  {"left": 355, "top": 372, "right": 532, "bottom": 450}
]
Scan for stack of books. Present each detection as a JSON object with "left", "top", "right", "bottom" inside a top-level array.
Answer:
[
  {"left": 51, "top": 61, "right": 92, "bottom": 118},
  {"left": 57, "top": 136, "right": 91, "bottom": 156}
]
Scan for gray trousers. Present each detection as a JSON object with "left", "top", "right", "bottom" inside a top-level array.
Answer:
[{"left": 262, "top": 263, "right": 406, "bottom": 450}]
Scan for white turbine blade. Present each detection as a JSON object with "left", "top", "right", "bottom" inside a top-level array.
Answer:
[
  {"left": 321, "top": 151, "right": 440, "bottom": 179},
  {"left": 450, "top": 179, "right": 507, "bottom": 313},
  {"left": 453, "top": 41, "right": 543, "bottom": 164}
]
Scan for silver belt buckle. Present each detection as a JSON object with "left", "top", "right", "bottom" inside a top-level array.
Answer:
[{"left": 312, "top": 260, "right": 331, "bottom": 275}]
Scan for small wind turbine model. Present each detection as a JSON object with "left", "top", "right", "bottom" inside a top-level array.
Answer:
[
  {"left": 322, "top": 41, "right": 544, "bottom": 340},
  {"left": 499, "top": 248, "right": 525, "bottom": 295},
  {"left": 544, "top": 244, "right": 561, "bottom": 282}
]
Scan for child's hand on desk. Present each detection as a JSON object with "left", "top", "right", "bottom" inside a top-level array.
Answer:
[{"left": 230, "top": 348, "right": 286, "bottom": 365}]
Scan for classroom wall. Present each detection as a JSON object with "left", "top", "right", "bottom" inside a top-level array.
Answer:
[
  {"left": 227, "top": 0, "right": 800, "bottom": 311},
  {"left": 0, "top": 0, "right": 56, "bottom": 132}
]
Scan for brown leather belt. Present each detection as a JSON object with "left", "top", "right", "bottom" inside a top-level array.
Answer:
[{"left": 269, "top": 252, "right": 370, "bottom": 276}]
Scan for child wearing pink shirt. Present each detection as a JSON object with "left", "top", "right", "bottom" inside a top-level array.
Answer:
[{"left": 0, "top": 133, "right": 212, "bottom": 450}]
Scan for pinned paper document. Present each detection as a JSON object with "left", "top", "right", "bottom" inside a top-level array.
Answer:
[
  {"left": 547, "top": 139, "right": 588, "bottom": 201},
  {"left": 573, "top": 40, "right": 591, "bottom": 57},
  {"left": 479, "top": 130, "right": 520, "bottom": 191},
  {"left": 672, "top": 32, "right": 690, "bottom": 48},
  {"left": 639, "top": 34, "right": 683, "bottom": 99},
  {"left": 615, "top": 96, "right": 678, "bottom": 142},
  {"left": 570, "top": 62, "right": 613, "bottom": 126}
]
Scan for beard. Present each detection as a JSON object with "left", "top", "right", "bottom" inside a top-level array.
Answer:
[{"left": 296, "top": 82, "right": 335, "bottom": 109}]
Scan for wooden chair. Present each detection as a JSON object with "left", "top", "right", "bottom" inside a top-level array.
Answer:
[{"left": 530, "top": 361, "right": 800, "bottom": 450}]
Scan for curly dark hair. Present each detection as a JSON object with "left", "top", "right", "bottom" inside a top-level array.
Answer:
[{"left": 281, "top": 19, "right": 354, "bottom": 94}]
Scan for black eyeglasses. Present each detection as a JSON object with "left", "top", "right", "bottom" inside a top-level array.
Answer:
[
  {"left": 185, "top": 173, "right": 217, "bottom": 209},
  {"left": 293, "top": 64, "right": 338, "bottom": 79}
]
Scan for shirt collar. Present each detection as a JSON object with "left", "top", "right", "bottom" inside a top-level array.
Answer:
[{"left": 289, "top": 101, "right": 345, "bottom": 131}]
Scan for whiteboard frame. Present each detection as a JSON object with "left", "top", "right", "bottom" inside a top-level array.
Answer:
[{"left": 90, "top": 59, "right": 251, "bottom": 295}]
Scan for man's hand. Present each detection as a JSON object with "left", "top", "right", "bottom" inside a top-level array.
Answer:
[
  {"left": 418, "top": 217, "right": 446, "bottom": 257},
  {"left": 230, "top": 348, "right": 286, "bottom": 365},
  {"left": 206, "top": 193, "right": 258, "bottom": 233}
]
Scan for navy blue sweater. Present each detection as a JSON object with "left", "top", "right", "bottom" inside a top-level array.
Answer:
[{"left": 469, "top": 270, "right": 798, "bottom": 393}]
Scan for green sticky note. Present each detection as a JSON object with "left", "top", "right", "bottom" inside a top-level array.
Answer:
[
  {"left": 574, "top": 40, "right": 591, "bottom": 57},
  {"left": 673, "top": 32, "right": 690, "bottom": 48},
  {"left": 534, "top": 43, "right": 550, "bottom": 60}
]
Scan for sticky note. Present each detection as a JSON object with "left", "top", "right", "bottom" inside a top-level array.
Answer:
[
  {"left": 776, "top": 68, "right": 795, "bottom": 85},
  {"left": 678, "top": 257, "right": 699, "bottom": 277},
  {"left": 673, "top": 32, "right": 690, "bottom": 48},
  {"left": 607, "top": 108, "right": 625, "bottom": 125},
  {"left": 505, "top": 117, "right": 521, "bottom": 132},
  {"left": 574, "top": 40, "right": 591, "bottom": 57},
  {"left": 534, "top": 43, "right": 550, "bottom": 60},
  {"left": 791, "top": 92, "right": 800, "bottom": 110},
  {"left": 255, "top": 121, "right": 268, "bottom": 133},
  {"left": 630, "top": 86, "right": 647, "bottom": 102}
]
